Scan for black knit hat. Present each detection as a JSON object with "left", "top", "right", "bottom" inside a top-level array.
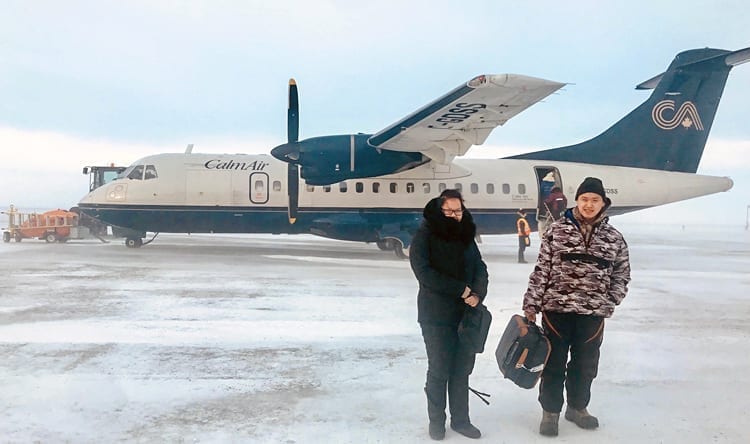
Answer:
[{"left": 575, "top": 177, "right": 612, "bottom": 206}]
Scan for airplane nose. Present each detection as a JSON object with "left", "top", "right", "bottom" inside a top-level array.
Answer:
[{"left": 271, "top": 142, "right": 300, "bottom": 163}]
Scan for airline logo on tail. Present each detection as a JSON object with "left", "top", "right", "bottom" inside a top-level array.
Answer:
[{"left": 652, "top": 100, "right": 704, "bottom": 130}]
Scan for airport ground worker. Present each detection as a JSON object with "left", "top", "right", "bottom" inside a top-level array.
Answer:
[
  {"left": 522, "top": 177, "right": 631, "bottom": 437},
  {"left": 516, "top": 209, "right": 531, "bottom": 263},
  {"left": 410, "top": 189, "right": 489, "bottom": 440}
]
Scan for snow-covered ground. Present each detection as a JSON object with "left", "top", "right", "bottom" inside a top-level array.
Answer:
[{"left": 1, "top": 224, "right": 749, "bottom": 443}]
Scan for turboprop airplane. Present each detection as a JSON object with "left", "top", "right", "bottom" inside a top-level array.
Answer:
[{"left": 78, "top": 46, "right": 749, "bottom": 257}]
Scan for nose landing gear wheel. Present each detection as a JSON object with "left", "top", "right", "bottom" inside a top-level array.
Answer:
[{"left": 125, "top": 237, "right": 143, "bottom": 248}]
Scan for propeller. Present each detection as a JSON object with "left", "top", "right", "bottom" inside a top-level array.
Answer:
[{"left": 286, "top": 78, "right": 300, "bottom": 224}]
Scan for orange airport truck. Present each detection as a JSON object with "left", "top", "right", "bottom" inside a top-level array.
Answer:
[{"left": 2, "top": 205, "right": 89, "bottom": 243}]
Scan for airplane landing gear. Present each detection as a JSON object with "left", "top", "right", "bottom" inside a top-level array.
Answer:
[
  {"left": 393, "top": 242, "right": 410, "bottom": 259},
  {"left": 125, "top": 236, "right": 143, "bottom": 248},
  {"left": 377, "top": 237, "right": 410, "bottom": 259},
  {"left": 376, "top": 239, "right": 391, "bottom": 251}
]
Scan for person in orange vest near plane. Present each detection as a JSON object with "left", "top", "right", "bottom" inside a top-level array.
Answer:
[{"left": 517, "top": 209, "right": 532, "bottom": 263}]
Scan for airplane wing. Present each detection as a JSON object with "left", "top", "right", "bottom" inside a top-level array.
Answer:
[{"left": 368, "top": 74, "right": 565, "bottom": 164}]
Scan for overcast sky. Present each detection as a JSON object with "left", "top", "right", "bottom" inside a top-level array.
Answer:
[{"left": 1, "top": 0, "right": 748, "bottom": 225}]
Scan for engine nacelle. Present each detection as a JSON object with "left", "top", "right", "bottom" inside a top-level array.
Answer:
[{"left": 272, "top": 134, "right": 426, "bottom": 185}]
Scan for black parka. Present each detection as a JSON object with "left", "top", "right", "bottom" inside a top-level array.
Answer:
[{"left": 410, "top": 197, "right": 489, "bottom": 325}]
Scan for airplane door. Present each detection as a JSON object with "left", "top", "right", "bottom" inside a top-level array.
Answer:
[
  {"left": 534, "top": 166, "right": 565, "bottom": 232},
  {"left": 249, "top": 172, "right": 269, "bottom": 204}
]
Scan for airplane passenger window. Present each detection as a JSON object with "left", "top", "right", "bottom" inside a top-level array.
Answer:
[
  {"left": 502, "top": 184, "right": 510, "bottom": 194},
  {"left": 439, "top": 183, "right": 446, "bottom": 192},
  {"left": 144, "top": 165, "right": 158, "bottom": 180},
  {"left": 306, "top": 185, "right": 315, "bottom": 192},
  {"left": 356, "top": 182, "right": 364, "bottom": 193},
  {"left": 390, "top": 183, "right": 397, "bottom": 193},
  {"left": 406, "top": 183, "right": 414, "bottom": 193},
  {"left": 470, "top": 183, "right": 479, "bottom": 194},
  {"left": 339, "top": 182, "right": 348, "bottom": 193},
  {"left": 487, "top": 184, "right": 495, "bottom": 194},
  {"left": 372, "top": 183, "right": 380, "bottom": 193},
  {"left": 454, "top": 183, "right": 462, "bottom": 192},
  {"left": 128, "top": 165, "right": 144, "bottom": 180},
  {"left": 273, "top": 181, "right": 282, "bottom": 192},
  {"left": 518, "top": 184, "right": 526, "bottom": 194},
  {"left": 422, "top": 183, "right": 431, "bottom": 193},
  {"left": 324, "top": 185, "right": 331, "bottom": 193}
]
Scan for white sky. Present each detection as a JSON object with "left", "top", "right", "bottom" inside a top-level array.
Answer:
[{"left": 1, "top": 0, "right": 749, "bottom": 224}]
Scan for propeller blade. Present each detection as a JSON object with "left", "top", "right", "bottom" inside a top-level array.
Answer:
[
  {"left": 288, "top": 164, "right": 299, "bottom": 224},
  {"left": 287, "top": 78, "right": 300, "bottom": 223},
  {"left": 288, "top": 78, "right": 299, "bottom": 143}
]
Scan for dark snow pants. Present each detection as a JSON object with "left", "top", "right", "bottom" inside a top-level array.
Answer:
[
  {"left": 518, "top": 236, "right": 528, "bottom": 262},
  {"left": 539, "top": 311, "right": 605, "bottom": 413},
  {"left": 420, "top": 323, "right": 476, "bottom": 426}
]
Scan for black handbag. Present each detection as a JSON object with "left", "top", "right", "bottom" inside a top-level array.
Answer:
[
  {"left": 495, "top": 314, "right": 551, "bottom": 389},
  {"left": 458, "top": 303, "right": 492, "bottom": 353}
]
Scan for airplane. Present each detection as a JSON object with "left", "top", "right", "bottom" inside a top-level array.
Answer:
[{"left": 78, "top": 46, "right": 749, "bottom": 257}]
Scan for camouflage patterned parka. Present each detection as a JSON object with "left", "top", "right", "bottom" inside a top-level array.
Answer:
[{"left": 522, "top": 208, "right": 631, "bottom": 318}]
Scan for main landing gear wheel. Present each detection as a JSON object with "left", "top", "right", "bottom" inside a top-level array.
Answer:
[
  {"left": 379, "top": 237, "right": 410, "bottom": 259},
  {"left": 125, "top": 237, "right": 143, "bottom": 248},
  {"left": 393, "top": 243, "right": 410, "bottom": 259},
  {"left": 376, "top": 239, "right": 391, "bottom": 251}
]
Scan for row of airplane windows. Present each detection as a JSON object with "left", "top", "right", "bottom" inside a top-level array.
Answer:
[{"left": 267, "top": 180, "right": 527, "bottom": 195}]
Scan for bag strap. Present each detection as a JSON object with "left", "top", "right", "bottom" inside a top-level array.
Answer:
[{"left": 469, "top": 386, "right": 491, "bottom": 405}]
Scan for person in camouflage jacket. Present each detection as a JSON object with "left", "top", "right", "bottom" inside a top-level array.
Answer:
[{"left": 522, "top": 177, "right": 631, "bottom": 437}]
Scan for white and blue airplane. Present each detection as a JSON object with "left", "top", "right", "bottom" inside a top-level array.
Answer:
[{"left": 78, "top": 46, "right": 748, "bottom": 256}]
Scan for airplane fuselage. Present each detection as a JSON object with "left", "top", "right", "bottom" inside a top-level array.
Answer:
[{"left": 78, "top": 152, "right": 733, "bottom": 244}]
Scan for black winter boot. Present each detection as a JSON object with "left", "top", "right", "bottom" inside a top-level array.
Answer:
[
  {"left": 447, "top": 376, "right": 480, "bottom": 438},
  {"left": 540, "top": 410, "right": 559, "bottom": 437},
  {"left": 450, "top": 421, "right": 481, "bottom": 439},
  {"left": 565, "top": 407, "right": 599, "bottom": 429},
  {"left": 428, "top": 421, "right": 446, "bottom": 440},
  {"left": 425, "top": 379, "right": 447, "bottom": 439}
]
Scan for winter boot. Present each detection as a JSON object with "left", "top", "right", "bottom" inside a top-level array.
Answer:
[
  {"left": 450, "top": 421, "right": 481, "bottom": 439},
  {"left": 539, "top": 410, "right": 559, "bottom": 437},
  {"left": 565, "top": 407, "right": 599, "bottom": 429},
  {"left": 425, "top": 381, "right": 447, "bottom": 440},
  {"left": 428, "top": 421, "right": 446, "bottom": 440}
]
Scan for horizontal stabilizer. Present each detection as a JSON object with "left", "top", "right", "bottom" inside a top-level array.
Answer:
[{"left": 636, "top": 46, "right": 750, "bottom": 90}]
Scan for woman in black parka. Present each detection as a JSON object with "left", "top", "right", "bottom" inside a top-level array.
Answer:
[{"left": 410, "top": 189, "right": 488, "bottom": 440}]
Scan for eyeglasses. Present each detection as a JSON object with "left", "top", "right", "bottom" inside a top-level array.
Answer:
[{"left": 442, "top": 208, "right": 463, "bottom": 216}]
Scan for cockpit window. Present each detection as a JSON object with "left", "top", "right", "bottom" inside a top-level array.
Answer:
[
  {"left": 144, "top": 165, "right": 158, "bottom": 180},
  {"left": 127, "top": 165, "right": 144, "bottom": 180},
  {"left": 121, "top": 164, "right": 157, "bottom": 180}
]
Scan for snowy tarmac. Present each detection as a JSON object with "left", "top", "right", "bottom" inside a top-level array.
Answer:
[{"left": 1, "top": 224, "right": 749, "bottom": 443}]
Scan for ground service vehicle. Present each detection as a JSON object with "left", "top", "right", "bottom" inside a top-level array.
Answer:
[{"left": 2, "top": 206, "right": 88, "bottom": 243}]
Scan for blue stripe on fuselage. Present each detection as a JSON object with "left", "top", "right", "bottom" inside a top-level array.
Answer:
[{"left": 78, "top": 204, "right": 648, "bottom": 242}]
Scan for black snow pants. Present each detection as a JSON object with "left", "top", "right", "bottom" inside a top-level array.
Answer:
[
  {"left": 539, "top": 311, "right": 605, "bottom": 413},
  {"left": 421, "top": 323, "right": 476, "bottom": 426}
]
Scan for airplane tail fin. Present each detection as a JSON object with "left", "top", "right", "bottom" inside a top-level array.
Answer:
[{"left": 509, "top": 47, "right": 750, "bottom": 173}]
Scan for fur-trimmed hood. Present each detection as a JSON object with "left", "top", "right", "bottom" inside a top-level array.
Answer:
[{"left": 422, "top": 197, "right": 477, "bottom": 245}]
